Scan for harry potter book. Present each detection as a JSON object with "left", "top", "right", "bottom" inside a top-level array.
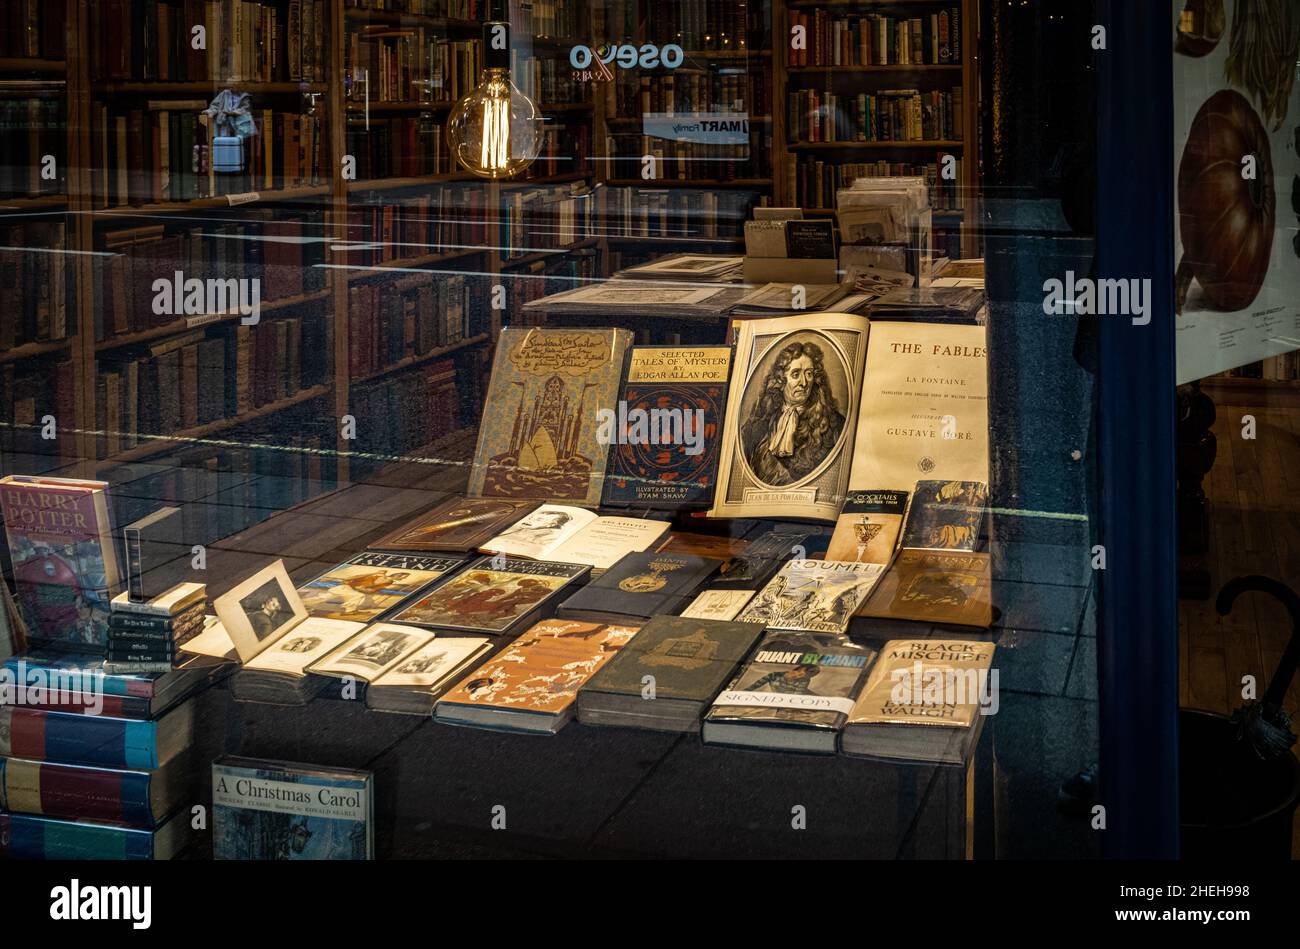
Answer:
[
  {"left": 369, "top": 497, "right": 540, "bottom": 553},
  {"left": 737, "top": 560, "right": 887, "bottom": 635},
  {"left": 826, "top": 490, "right": 910, "bottom": 563},
  {"left": 899, "top": 480, "right": 988, "bottom": 552},
  {"left": 601, "top": 345, "right": 731, "bottom": 509},
  {"left": 435, "top": 619, "right": 639, "bottom": 734},
  {"left": 859, "top": 550, "right": 994, "bottom": 628},
  {"left": 843, "top": 638, "right": 996, "bottom": 764},
  {"left": 365, "top": 637, "right": 493, "bottom": 715},
  {"left": 577, "top": 615, "right": 765, "bottom": 732},
  {"left": 710, "top": 313, "right": 870, "bottom": 522},
  {"left": 556, "top": 552, "right": 721, "bottom": 624},
  {"left": 388, "top": 556, "right": 589, "bottom": 636},
  {"left": 701, "top": 631, "right": 878, "bottom": 753},
  {"left": 479, "top": 504, "right": 669, "bottom": 570},
  {"left": 467, "top": 327, "right": 633, "bottom": 507},
  {"left": 213, "top": 757, "right": 373, "bottom": 860},
  {"left": 295, "top": 552, "right": 467, "bottom": 623},
  {"left": 0, "top": 476, "right": 122, "bottom": 650},
  {"left": 848, "top": 322, "right": 989, "bottom": 493}
]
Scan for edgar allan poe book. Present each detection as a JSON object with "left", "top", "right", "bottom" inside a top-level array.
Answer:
[
  {"left": 0, "top": 476, "right": 122, "bottom": 650},
  {"left": 710, "top": 313, "right": 870, "bottom": 522},
  {"left": 601, "top": 346, "right": 731, "bottom": 509},
  {"left": 295, "top": 552, "right": 467, "bottom": 623},
  {"left": 468, "top": 327, "right": 633, "bottom": 507},
  {"left": 212, "top": 756, "right": 373, "bottom": 860}
]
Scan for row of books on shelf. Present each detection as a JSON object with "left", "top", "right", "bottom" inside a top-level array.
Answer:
[
  {"left": 507, "top": 0, "right": 581, "bottom": 39},
  {"left": 787, "top": 7, "right": 963, "bottom": 67},
  {"left": 612, "top": 72, "right": 768, "bottom": 119},
  {"left": 792, "top": 157, "right": 965, "bottom": 211},
  {"left": 346, "top": 113, "right": 451, "bottom": 179},
  {"left": 0, "top": 359, "right": 76, "bottom": 458},
  {"left": 345, "top": 0, "right": 482, "bottom": 15},
  {"left": 501, "top": 181, "right": 593, "bottom": 257},
  {"left": 526, "top": 122, "right": 592, "bottom": 180},
  {"left": 628, "top": 0, "right": 760, "bottom": 53},
  {"left": 93, "top": 218, "right": 327, "bottom": 341},
  {"left": 346, "top": 30, "right": 479, "bottom": 103},
  {"left": 611, "top": 133, "right": 772, "bottom": 182},
  {"left": 787, "top": 86, "right": 963, "bottom": 144},
  {"left": 502, "top": 250, "right": 601, "bottom": 325},
  {"left": 343, "top": 188, "right": 492, "bottom": 263},
  {"left": 512, "top": 52, "right": 593, "bottom": 109},
  {"left": 604, "top": 186, "right": 762, "bottom": 240},
  {"left": 90, "top": 0, "right": 328, "bottom": 82},
  {"left": 347, "top": 271, "right": 486, "bottom": 376},
  {"left": 0, "top": 98, "right": 64, "bottom": 200},
  {"left": 0, "top": 224, "right": 70, "bottom": 345},
  {"left": 349, "top": 350, "right": 481, "bottom": 459},
  {"left": 95, "top": 313, "right": 331, "bottom": 446},
  {"left": 92, "top": 102, "right": 327, "bottom": 207},
  {"left": 1, "top": 1, "right": 65, "bottom": 60}
]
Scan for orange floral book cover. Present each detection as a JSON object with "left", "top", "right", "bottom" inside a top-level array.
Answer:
[{"left": 439, "top": 619, "right": 639, "bottom": 715}]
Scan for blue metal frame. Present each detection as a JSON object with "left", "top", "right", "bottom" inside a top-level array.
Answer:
[{"left": 1094, "top": 0, "right": 1181, "bottom": 857}]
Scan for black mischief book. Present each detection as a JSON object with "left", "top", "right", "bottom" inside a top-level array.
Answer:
[
  {"left": 577, "top": 615, "right": 765, "bottom": 732},
  {"left": 556, "top": 552, "right": 721, "bottom": 624},
  {"left": 601, "top": 345, "right": 732, "bottom": 510}
]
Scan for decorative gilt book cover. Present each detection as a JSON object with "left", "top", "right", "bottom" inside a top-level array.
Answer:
[
  {"left": 860, "top": 550, "right": 994, "bottom": 627},
  {"left": 467, "top": 327, "right": 633, "bottom": 506},
  {"left": 704, "top": 631, "right": 878, "bottom": 731},
  {"left": 388, "top": 556, "right": 589, "bottom": 634},
  {"left": 558, "top": 552, "right": 721, "bottom": 619},
  {"left": 581, "top": 615, "right": 766, "bottom": 703},
  {"left": 900, "top": 480, "right": 988, "bottom": 552},
  {"left": 711, "top": 314, "right": 870, "bottom": 522},
  {"left": 602, "top": 346, "right": 731, "bottom": 509},
  {"left": 296, "top": 553, "right": 466, "bottom": 622},
  {"left": 848, "top": 321, "right": 989, "bottom": 492},
  {"left": 826, "top": 489, "right": 910, "bottom": 563},
  {"left": 438, "top": 619, "right": 638, "bottom": 717},
  {"left": 369, "top": 497, "right": 540, "bottom": 553},
  {"left": 737, "top": 559, "right": 886, "bottom": 635}
]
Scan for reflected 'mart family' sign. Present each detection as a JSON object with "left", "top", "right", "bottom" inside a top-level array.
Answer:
[{"left": 641, "top": 113, "right": 751, "bottom": 146}]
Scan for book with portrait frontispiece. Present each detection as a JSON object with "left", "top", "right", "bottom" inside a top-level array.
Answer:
[{"left": 710, "top": 313, "right": 870, "bottom": 522}]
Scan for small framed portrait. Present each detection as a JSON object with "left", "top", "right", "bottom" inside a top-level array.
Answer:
[{"left": 213, "top": 560, "right": 307, "bottom": 662}]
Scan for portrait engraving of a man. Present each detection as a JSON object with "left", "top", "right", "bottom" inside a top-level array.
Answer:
[{"left": 740, "top": 338, "right": 846, "bottom": 486}]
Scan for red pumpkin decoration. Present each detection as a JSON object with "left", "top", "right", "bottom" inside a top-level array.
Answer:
[{"left": 1176, "top": 89, "right": 1275, "bottom": 314}]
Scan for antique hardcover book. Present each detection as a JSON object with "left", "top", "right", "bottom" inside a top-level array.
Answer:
[
  {"left": 843, "top": 638, "right": 996, "bottom": 764},
  {"left": 231, "top": 616, "right": 371, "bottom": 706},
  {"left": 899, "top": 480, "right": 988, "bottom": 552},
  {"left": 702, "top": 631, "right": 879, "bottom": 753},
  {"left": 601, "top": 345, "right": 732, "bottom": 509},
  {"left": 307, "top": 622, "right": 436, "bottom": 683},
  {"left": 679, "top": 589, "right": 756, "bottom": 622},
  {"left": 109, "top": 582, "right": 205, "bottom": 616},
  {"left": 479, "top": 504, "right": 670, "bottom": 570},
  {"left": 705, "top": 527, "right": 814, "bottom": 592},
  {"left": 737, "top": 560, "right": 887, "bottom": 635},
  {"left": 859, "top": 550, "right": 994, "bottom": 628},
  {"left": 710, "top": 313, "right": 870, "bottom": 522},
  {"left": 435, "top": 619, "right": 639, "bottom": 734},
  {"left": 388, "top": 556, "right": 589, "bottom": 636},
  {"left": 0, "top": 699, "right": 195, "bottom": 769},
  {"left": 121, "top": 506, "right": 182, "bottom": 602},
  {"left": 0, "top": 750, "right": 196, "bottom": 828},
  {"left": 2, "top": 648, "right": 221, "bottom": 719},
  {"left": 365, "top": 637, "right": 492, "bottom": 715},
  {"left": 0, "top": 476, "right": 122, "bottom": 649},
  {"left": 467, "top": 327, "right": 633, "bottom": 506},
  {"left": 0, "top": 810, "right": 192, "bottom": 860},
  {"left": 577, "top": 615, "right": 765, "bottom": 732},
  {"left": 295, "top": 552, "right": 467, "bottom": 623},
  {"left": 556, "top": 552, "right": 721, "bottom": 624},
  {"left": 848, "top": 322, "right": 989, "bottom": 492},
  {"left": 213, "top": 757, "right": 373, "bottom": 860},
  {"left": 826, "top": 489, "right": 910, "bottom": 563},
  {"left": 369, "top": 497, "right": 541, "bottom": 553}
]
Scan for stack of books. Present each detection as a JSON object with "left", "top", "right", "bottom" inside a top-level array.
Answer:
[
  {"left": 105, "top": 584, "right": 208, "bottom": 675},
  {"left": 0, "top": 649, "right": 226, "bottom": 859}
]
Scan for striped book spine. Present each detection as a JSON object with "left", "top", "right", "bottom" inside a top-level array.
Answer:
[
  {"left": 0, "top": 707, "right": 160, "bottom": 769},
  {"left": 0, "top": 812, "right": 161, "bottom": 859},
  {"left": 1, "top": 757, "right": 160, "bottom": 826}
]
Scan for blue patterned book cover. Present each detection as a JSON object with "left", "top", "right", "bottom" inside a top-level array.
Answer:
[{"left": 212, "top": 757, "right": 373, "bottom": 860}]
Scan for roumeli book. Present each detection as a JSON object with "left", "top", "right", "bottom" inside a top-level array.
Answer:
[
  {"left": 296, "top": 552, "right": 467, "bottom": 622},
  {"left": 369, "top": 497, "right": 541, "bottom": 553},
  {"left": 0, "top": 476, "right": 122, "bottom": 649},
  {"left": 899, "top": 480, "right": 988, "bottom": 552},
  {"left": 736, "top": 560, "right": 887, "bottom": 635},
  {"left": 468, "top": 327, "right": 633, "bottom": 507},
  {"left": 557, "top": 552, "right": 721, "bottom": 624},
  {"left": 436, "top": 619, "right": 639, "bottom": 734},
  {"left": 601, "top": 345, "right": 732, "bottom": 509},
  {"left": 578, "top": 615, "right": 765, "bottom": 732},
  {"left": 388, "top": 556, "right": 589, "bottom": 636},
  {"left": 702, "top": 631, "right": 879, "bottom": 753},
  {"left": 826, "top": 489, "right": 909, "bottom": 563},
  {"left": 213, "top": 757, "right": 373, "bottom": 860}
]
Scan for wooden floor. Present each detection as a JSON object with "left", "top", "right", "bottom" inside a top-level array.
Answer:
[{"left": 1183, "top": 380, "right": 1300, "bottom": 856}]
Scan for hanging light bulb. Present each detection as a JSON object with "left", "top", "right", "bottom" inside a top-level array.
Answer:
[{"left": 446, "top": 7, "right": 542, "bottom": 179}]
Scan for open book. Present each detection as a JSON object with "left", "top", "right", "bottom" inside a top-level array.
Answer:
[{"left": 480, "top": 504, "right": 670, "bottom": 570}]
